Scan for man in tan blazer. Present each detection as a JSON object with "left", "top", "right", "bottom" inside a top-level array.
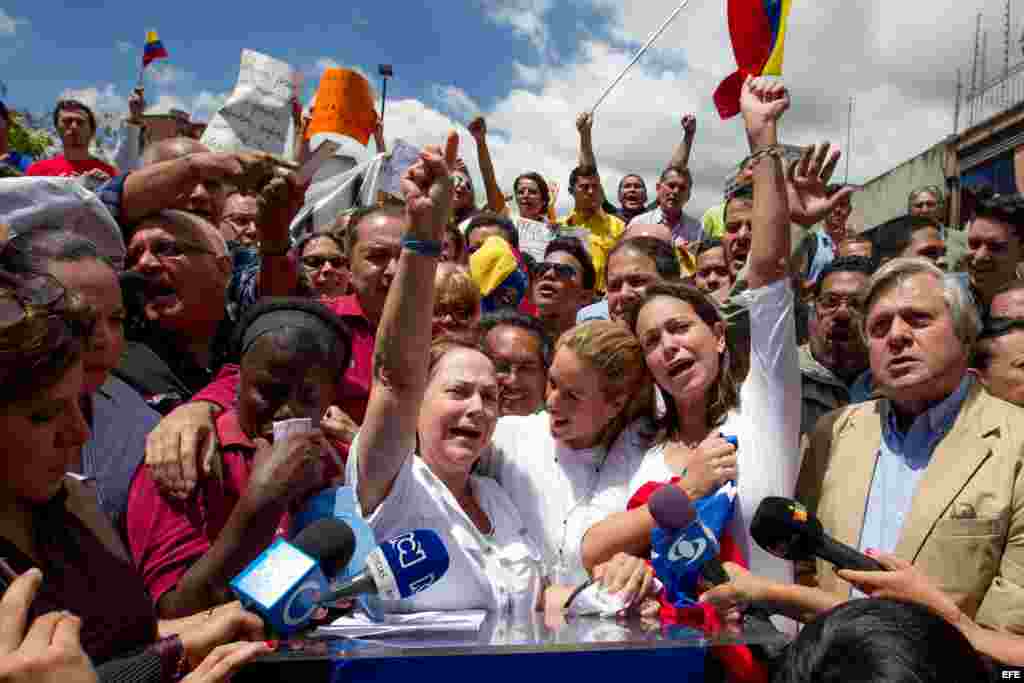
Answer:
[{"left": 797, "top": 257, "right": 1024, "bottom": 633}]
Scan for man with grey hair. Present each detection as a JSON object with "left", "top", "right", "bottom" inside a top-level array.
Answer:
[
  {"left": 114, "top": 209, "right": 235, "bottom": 414},
  {"left": 796, "top": 257, "right": 1024, "bottom": 633}
]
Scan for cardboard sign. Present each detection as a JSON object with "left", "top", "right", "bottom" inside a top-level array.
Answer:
[
  {"left": 201, "top": 49, "right": 297, "bottom": 156},
  {"left": 305, "top": 68, "right": 377, "bottom": 146},
  {"left": 377, "top": 139, "right": 422, "bottom": 198}
]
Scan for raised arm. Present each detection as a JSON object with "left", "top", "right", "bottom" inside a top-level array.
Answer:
[
  {"left": 373, "top": 118, "right": 387, "bottom": 154},
  {"left": 356, "top": 133, "right": 457, "bottom": 515},
  {"left": 667, "top": 115, "right": 697, "bottom": 170},
  {"left": 1016, "top": 144, "right": 1024, "bottom": 194},
  {"left": 468, "top": 117, "right": 505, "bottom": 213},
  {"left": 119, "top": 153, "right": 245, "bottom": 224},
  {"left": 741, "top": 77, "right": 792, "bottom": 290},
  {"left": 577, "top": 113, "right": 597, "bottom": 171}
]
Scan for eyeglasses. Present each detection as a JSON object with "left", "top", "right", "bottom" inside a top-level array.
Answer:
[
  {"left": 980, "top": 316, "right": 1024, "bottom": 340},
  {"left": 533, "top": 263, "right": 577, "bottom": 280},
  {"left": 129, "top": 238, "right": 216, "bottom": 265},
  {"left": 816, "top": 293, "right": 861, "bottom": 315},
  {"left": 302, "top": 255, "right": 345, "bottom": 270}
]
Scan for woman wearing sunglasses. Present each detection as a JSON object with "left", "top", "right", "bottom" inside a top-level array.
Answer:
[
  {"left": 294, "top": 230, "right": 349, "bottom": 301},
  {"left": 0, "top": 267, "right": 269, "bottom": 682}
]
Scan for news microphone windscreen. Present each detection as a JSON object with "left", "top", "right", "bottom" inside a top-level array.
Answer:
[
  {"left": 750, "top": 497, "right": 821, "bottom": 561},
  {"left": 291, "top": 518, "right": 357, "bottom": 577},
  {"left": 649, "top": 485, "right": 697, "bottom": 530},
  {"left": 377, "top": 529, "right": 451, "bottom": 599}
]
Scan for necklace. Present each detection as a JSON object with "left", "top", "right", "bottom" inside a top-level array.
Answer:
[{"left": 553, "top": 445, "right": 610, "bottom": 581}]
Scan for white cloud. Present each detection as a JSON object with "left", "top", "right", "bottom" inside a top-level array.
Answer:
[
  {"left": 0, "top": 9, "right": 27, "bottom": 36},
  {"left": 431, "top": 84, "right": 480, "bottom": 120},
  {"left": 479, "top": 0, "right": 553, "bottom": 55},
  {"left": 190, "top": 91, "right": 229, "bottom": 120},
  {"left": 60, "top": 84, "right": 128, "bottom": 116},
  {"left": 315, "top": 57, "right": 340, "bottom": 73},
  {"left": 147, "top": 63, "right": 191, "bottom": 86},
  {"left": 116, "top": 40, "right": 135, "bottom": 54}
]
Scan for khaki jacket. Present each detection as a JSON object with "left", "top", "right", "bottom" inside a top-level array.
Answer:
[{"left": 796, "top": 383, "right": 1024, "bottom": 633}]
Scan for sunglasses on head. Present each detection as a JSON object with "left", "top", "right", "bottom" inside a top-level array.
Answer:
[
  {"left": 302, "top": 255, "right": 345, "bottom": 270},
  {"left": 533, "top": 262, "right": 577, "bottom": 280}
]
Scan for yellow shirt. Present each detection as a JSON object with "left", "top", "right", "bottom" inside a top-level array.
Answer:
[{"left": 557, "top": 209, "right": 626, "bottom": 292}]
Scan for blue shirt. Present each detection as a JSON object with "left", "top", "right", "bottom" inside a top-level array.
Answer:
[{"left": 858, "top": 376, "right": 973, "bottom": 556}]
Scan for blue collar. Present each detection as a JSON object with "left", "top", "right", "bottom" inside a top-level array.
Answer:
[{"left": 881, "top": 376, "right": 973, "bottom": 469}]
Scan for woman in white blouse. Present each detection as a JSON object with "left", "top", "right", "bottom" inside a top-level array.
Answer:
[
  {"left": 581, "top": 77, "right": 802, "bottom": 589},
  {"left": 350, "top": 136, "right": 546, "bottom": 614}
]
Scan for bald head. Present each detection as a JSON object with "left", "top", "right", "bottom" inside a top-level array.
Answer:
[
  {"left": 142, "top": 137, "right": 210, "bottom": 166},
  {"left": 623, "top": 222, "right": 673, "bottom": 245},
  {"left": 137, "top": 209, "right": 228, "bottom": 257}
]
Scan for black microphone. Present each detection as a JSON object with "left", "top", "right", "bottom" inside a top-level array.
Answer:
[
  {"left": 291, "top": 518, "right": 357, "bottom": 578},
  {"left": 751, "top": 497, "right": 884, "bottom": 571}
]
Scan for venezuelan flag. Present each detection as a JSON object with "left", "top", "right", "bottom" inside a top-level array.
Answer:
[
  {"left": 713, "top": 0, "right": 793, "bottom": 119},
  {"left": 142, "top": 30, "right": 169, "bottom": 67}
]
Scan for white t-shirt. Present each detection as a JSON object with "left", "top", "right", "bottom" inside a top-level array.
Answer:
[
  {"left": 628, "top": 279, "right": 801, "bottom": 588},
  {"left": 347, "top": 435, "right": 543, "bottom": 615},
  {"left": 479, "top": 414, "right": 652, "bottom": 585}
]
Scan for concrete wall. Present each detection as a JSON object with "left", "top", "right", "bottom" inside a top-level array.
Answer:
[{"left": 850, "top": 141, "right": 949, "bottom": 233}]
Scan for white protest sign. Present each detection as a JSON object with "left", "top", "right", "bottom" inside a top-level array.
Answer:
[
  {"left": 515, "top": 217, "right": 591, "bottom": 262},
  {"left": 377, "top": 139, "right": 422, "bottom": 198},
  {"left": 201, "top": 49, "right": 297, "bottom": 157}
]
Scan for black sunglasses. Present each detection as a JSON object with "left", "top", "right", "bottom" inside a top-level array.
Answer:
[
  {"left": 302, "top": 255, "right": 345, "bottom": 270},
  {"left": 980, "top": 316, "right": 1024, "bottom": 340},
  {"left": 533, "top": 262, "right": 577, "bottom": 280}
]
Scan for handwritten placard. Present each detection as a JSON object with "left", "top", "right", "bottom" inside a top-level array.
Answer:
[
  {"left": 377, "top": 139, "right": 422, "bottom": 199},
  {"left": 515, "top": 217, "right": 592, "bottom": 262},
  {"left": 305, "top": 68, "right": 377, "bottom": 146},
  {"left": 200, "top": 49, "right": 297, "bottom": 156}
]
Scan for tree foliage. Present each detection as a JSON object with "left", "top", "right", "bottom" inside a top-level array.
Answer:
[{"left": 7, "top": 114, "right": 54, "bottom": 159}]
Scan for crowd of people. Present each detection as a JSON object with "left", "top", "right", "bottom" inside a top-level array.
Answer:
[{"left": 2, "top": 67, "right": 1024, "bottom": 683}]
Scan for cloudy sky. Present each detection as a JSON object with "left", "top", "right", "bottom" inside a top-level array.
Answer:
[{"left": 2, "top": 0, "right": 1021, "bottom": 214}]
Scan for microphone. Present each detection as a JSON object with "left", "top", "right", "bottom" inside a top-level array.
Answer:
[
  {"left": 751, "top": 497, "right": 884, "bottom": 572},
  {"left": 229, "top": 518, "right": 357, "bottom": 636},
  {"left": 649, "top": 484, "right": 730, "bottom": 588},
  {"left": 319, "top": 529, "right": 450, "bottom": 604},
  {"left": 291, "top": 518, "right": 357, "bottom": 577}
]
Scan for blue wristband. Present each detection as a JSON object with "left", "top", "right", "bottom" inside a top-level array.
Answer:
[{"left": 401, "top": 236, "right": 443, "bottom": 258}]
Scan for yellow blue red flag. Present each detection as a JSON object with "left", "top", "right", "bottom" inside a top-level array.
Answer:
[
  {"left": 714, "top": 0, "right": 793, "bottom": 119},
  {"left": 142, "top": 30, "right": 169, "bottom": 67}
]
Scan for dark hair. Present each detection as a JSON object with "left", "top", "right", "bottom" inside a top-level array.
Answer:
[
  {"left": 513, "top": 173, "right": 551, "bottom": 213},
  {"left": 608, "top": 236, "right": 681, "bottom": 281},
  {"left": 774, "top": 599, "right": 987, "bottom": 683},
  {"left": 465, "top": 212, "right": 519, "bottom": 250},
  {"left": 626, "top": 281, "right": 739, "bottom": 434},
  {"left": 569, "top": 165, "right": 599, "bottom": 194},
  {"left": 970, "top": 187, "right": 1024, "bottom": 237},
  {"left": 345, "top": 204, "right": 406, "bottom": 257},
  {"left": 231, "top": 298, "right": 352, "bottom": 372},
  {"left": 479, "top": 310, "right": 553, "bottom": 367},
  {"left": 658, "top": 165, "right": 692, "bottom": 184},
  {"left": 544, "top": 236, "right": 596, "bottom": 291},
  {"left": 0, "top": 101, "right": 9, "bottom": 124},
  {"left": 0, "top": 227, "right": 115, "bottom": 275},
  {"left": 292, "top": 231, "right": 347, "bottom": 297},
  {"left": 813, "top": 255, "right": 874, "bottom": 298},
  {"left": 53, "top": 99, "right": 97, "bottom": 136},
  {"left": 724, "top": 184, "right": 754, "bottom": 220},
  {"left": 696, "top": 238, "right": 725, "bottom": 257}
]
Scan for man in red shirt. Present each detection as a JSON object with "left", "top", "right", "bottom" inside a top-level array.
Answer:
[{"left": 26, "top": 99, "right": 116, "bottom": 183}]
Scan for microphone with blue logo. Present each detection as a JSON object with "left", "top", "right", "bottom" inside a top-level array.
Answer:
[
  {"left": 230, "top": 518, "right": 357, "bottom": 636},
  {"left": 318, "top": 528, "right": 451, "bottom": 604}
]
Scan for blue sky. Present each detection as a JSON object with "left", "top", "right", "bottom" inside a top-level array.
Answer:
[{"left": 1, "top": 1, "right": 1013, "bottom": 221}]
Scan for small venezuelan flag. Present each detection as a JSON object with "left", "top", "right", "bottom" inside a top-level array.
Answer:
[
  {"left": 142, "top": 30, "right": 169, "bottom": 67},
  {"left": 713, "top": 0, "right": 793, "bottom": 119}
]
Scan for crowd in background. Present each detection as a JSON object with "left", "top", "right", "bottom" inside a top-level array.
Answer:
[{"left": 3, "top": 65, "right": 1024, "bottom": 683}]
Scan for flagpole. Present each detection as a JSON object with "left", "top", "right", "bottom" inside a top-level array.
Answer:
[{"left": 590, "top": 0, "right": 692, "bottom": 115}]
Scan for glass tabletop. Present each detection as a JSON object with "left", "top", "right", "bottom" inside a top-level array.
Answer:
[{"left": 258, "top": 609, "right": 792, "bottom": 661}]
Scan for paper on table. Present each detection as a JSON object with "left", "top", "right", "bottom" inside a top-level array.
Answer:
[
  {"left": 314, "top": 610, "right": 488, "bottom": 639},
  {"left": 201, "top": 49, "right": 297, "bottom": 157}
]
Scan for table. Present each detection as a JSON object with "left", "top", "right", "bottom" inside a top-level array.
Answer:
[{"left": 236, "top": 610, "right": 789, "bottom": 682}]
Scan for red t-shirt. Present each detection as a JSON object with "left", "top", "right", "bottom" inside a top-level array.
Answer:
[
  {"left": 125, "top": 410, "right": 343, "bottom": 606},
  {"left": 26, "top": 154, "right": 116, "bottom": 178}
]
